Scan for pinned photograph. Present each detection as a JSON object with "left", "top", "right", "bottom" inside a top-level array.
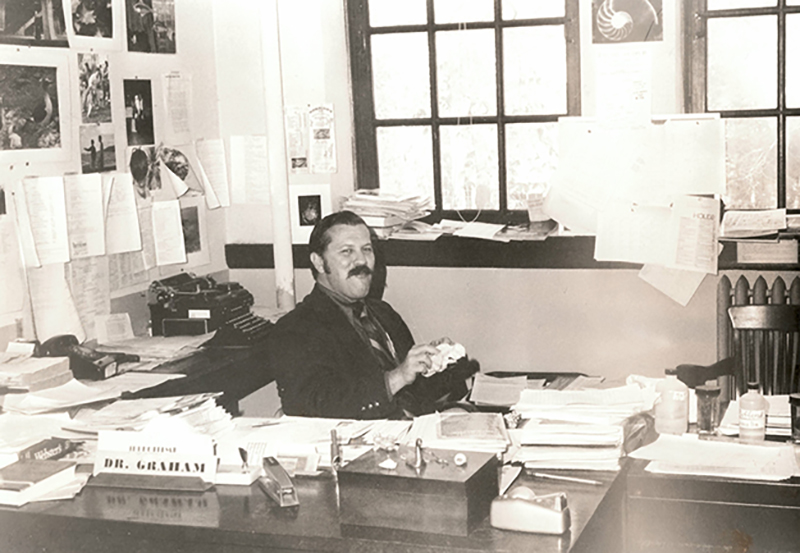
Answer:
[
  {"left": 69, "top": 0, "right": 113, "bottom": 38},
  {"left": 0, "top": 64, "right": 60, "bottom": 151},
  {"left": 78, "top": 53, "right": 111, "bottom": 124},
  {"left": 79, "top": 125, "right": 115, "bottom": 173},
  {"left": 123, "top": 79, "right": 154, "bottom": 146},
  {"left": 0, "top": 0, "right": 69, "bottom": 47},
  {"left": 290, "top": 184, "right": 332, "bottom": 244},
  {"left": 125, "top": 0, "right": 175, "bottom": 54},
  {"left": 180, "top": 204, "right": 200, "bottom": 254},
  {"left": 127, "top": 145, "right": 159, "bottom": 200},
  {"left": 157, "top": 143, "right": 203, "bottom": 197}
]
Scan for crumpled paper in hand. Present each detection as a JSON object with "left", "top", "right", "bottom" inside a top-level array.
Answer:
[{"left": 424, "top": 342, "right": 467, "bottom": 377}]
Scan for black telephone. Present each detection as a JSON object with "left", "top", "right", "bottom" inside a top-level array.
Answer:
[{"left": 38, "top": 335, "right": 139, "bottom": 380}]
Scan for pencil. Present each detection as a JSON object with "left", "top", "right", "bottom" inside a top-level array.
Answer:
[{"left": 529, "top": 472, "right": 603, "bottom": 486}]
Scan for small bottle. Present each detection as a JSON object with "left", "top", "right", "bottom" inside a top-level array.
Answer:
[
  {"left": 696, "top": 383, "right": 721, "bottom": 435},
  {"left": 739, "top": 382, "right": 767, "bottom": 443},
  {"left": 655, "top": 369, "right": 689, "bottom": 435}
]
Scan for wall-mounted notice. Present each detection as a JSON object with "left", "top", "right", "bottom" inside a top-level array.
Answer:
[
  {"left": 229, "top": 135, "right": 270, "bottom": 204},
  {"left": 284, "top": 105, "right": 309, "bottom": 174},
  {"left": 22, "top": 176, "right": 70, "bottom": 266},
  {"left": 64, "top": 173, "right": 106, "bottom": 259},
  {"left": 152, "top": 199, "right": 186, "bottom": 266},
  {"left": 163, "top": 71, "right": 192, "bottom": 145},
  {"left": 308, "top": 104, "right": 336, "bottom": 174}
]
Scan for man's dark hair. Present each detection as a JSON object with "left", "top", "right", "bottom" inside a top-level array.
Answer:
[{"left": 308, "top": 210, "right": 368, "bottom": 278}]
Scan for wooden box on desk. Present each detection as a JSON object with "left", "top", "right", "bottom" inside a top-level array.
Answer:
[{"left": 337, "top": 448, "right": 499, "bottom": 536}]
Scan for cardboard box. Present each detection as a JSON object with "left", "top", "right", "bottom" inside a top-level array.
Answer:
[{"left": 337, "top": 447, "right": 499, "bottom": 536}]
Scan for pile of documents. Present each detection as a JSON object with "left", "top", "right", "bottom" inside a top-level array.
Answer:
[
  {"left": 0, "top": 353, "right": 72, "bottom": 393},
  {"left": 64, "top": 393, "right": 234, "bottom": 438},
  {"left": 509, "top": 384, "right": 651, "bottom": 471},
  {"left": 342, "top": 190, "right": 433, "bottom": 232}
]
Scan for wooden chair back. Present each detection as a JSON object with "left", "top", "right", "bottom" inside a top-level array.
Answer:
[{"left": 727, "top": 304, "right": 800, "bottom": 396}]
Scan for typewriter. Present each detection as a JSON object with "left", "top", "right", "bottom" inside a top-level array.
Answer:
[{"left": 148, "top": 273, "right": 271, "bottom": 344}]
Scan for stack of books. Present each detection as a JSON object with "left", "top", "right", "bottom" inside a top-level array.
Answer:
[
  {"left": 0, "top": 354, "right": 72, "bottom": 392},
  {"left": 342, "top": 190, "right": 433, "bottom": 236},
  {"left": 0, "top": 459, "right": 79, "bottom": 507}
]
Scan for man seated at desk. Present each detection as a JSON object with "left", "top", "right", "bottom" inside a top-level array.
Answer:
[{"left": 268, "top": 211, "right": 477, "bottom": 419}]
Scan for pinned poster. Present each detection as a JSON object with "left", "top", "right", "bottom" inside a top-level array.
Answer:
[{"left": 308, "top": 104, "right": 336, "bottom": 174}]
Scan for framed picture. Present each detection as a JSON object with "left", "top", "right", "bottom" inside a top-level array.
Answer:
[
  {"left": 0, "top": 50, "right": 72, "bottom": 162},
  {"left": 63, "top": 0, "right": 124, "bottom": 50},
  {"left": 0, "top": 0, "right": 69, "bottom": 47},
  {"left": 290, "top": 184, "right": 331, "bottom": 244}
]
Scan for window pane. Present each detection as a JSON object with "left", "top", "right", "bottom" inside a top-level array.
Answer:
[
  {"left": 437, "top": 29, "right": 497, "bottom": 117},
  {"left": 723, "top": 117, "right": 777, "bottom": 209},
  {"left": 707, "top": 0, "right": 774, "bottom": 9},
  {"left": 787, "top": 15, "right": 800, "bottom": 108},
  {"left": 504, "top": 26, "right": 567, "bottom": 115},
  {"left": 372, "top": 34, "right": 431, "bottom": 119},
  {"left": 503, "top": 0, "right": 564, "bottom": 19},
  {"left": 440, "top": 124, "right": 499, "bottom": 210},
  {"left": 505, "top": 123, "right": 559, "bottom": 209},
  {"left": 707, "top": 16, "right": 776, "bottom": 111},
  {"left": 369, "top": 0, "right": 427, "bottom": 27},
  {"left": 376, "top": 127, "right": 434, "bottom": 198},
  {"left": 786, "top": 117, "right": 800, "bottom": 209},
  {"left": 434, "top": 0, "right": 494, "bottom": 24}
]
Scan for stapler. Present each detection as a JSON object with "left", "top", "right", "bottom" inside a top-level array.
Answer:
[
  {"left": 490, "top": 486, "right": 570, "bottom": 535},
  {"left": 258, "top": 456, "right": 299, "bottom": 508}
]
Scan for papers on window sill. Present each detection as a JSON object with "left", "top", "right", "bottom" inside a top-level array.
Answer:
[
  {"left": 719, "top": 208, "right": 786, "bottom": 240},
  {"left": 629, "top": 433, "right": 798, "bottom": 481}
]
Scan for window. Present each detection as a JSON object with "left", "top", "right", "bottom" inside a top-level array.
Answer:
[
  {"left": 346, "top": 0, "right": 581, "bottom": 221},
  {"left": 687, "top": 0, "right": 800, "bottom": 210}
]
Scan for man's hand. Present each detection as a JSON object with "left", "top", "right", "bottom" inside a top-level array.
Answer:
[{"left": 385, "top": 343, "right": 439, "bottom": 396}]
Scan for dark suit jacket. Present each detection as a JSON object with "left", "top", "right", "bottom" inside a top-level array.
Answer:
[{"left": 268, "top": 284, "right": 474, "bottom": 419}]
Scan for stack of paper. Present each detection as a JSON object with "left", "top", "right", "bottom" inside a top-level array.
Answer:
[
  {"left": 63, "top": 393, "right": 233, "bottom": 438},
  {"left": 342, "top": 190, "right": 433, "bottom": 228},
  {"left": 509, "top": 384, "right": 651, "bottom": 471},
  {"left": 0, "top": 354, "right": 73, "bottom": 392}
]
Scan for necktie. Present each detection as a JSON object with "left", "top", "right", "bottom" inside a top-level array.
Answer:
[{"left": 353, "top": 302, "right": 397, "bottom": 370}]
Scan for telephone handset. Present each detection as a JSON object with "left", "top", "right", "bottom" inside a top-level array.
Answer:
[{"left": 38, "top": 335, "right": 139, "bottom": 380}]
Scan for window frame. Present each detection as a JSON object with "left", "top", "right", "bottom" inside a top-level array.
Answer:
[
  {"left": 685, "top": 0, "right": 800, "bottom": 212},
  {"left": 346, "top": 0, "right": 581, "bottom": 224}
]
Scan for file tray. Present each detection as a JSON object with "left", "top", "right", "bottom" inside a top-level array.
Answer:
[{"left": 337, "top": 447, "right": 499, "bottom": 536}]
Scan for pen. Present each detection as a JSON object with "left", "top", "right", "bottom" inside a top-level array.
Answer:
[{"left": 529, "top": 472, "right": 603, "bottom": 486}]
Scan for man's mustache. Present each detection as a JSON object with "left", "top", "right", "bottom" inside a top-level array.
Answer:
[{"left": 348, "top": 265, "right": 372, "bottom": 278}]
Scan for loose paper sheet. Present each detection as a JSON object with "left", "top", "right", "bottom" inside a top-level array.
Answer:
[
  {"left": 151, "top": 200, "right": 186, "bottom": 266},
  {"left": 0, "top": 201, "right": 26, "bottom": 315},
  {"left": 64, "top": 173, "right": 106, "bottom": 259},
  {"left": 667, "top": 195, "right": 719, "bottom": 274},
  {"left": 595, "top": 44, "right": 651, "bottom": 125},
  {"left": 195, "top": 138, "right": 230, "bottom": 207},
  {"left": 104, "top": 173, "right": 142, "bottom": 254},
  {"left": 638, "top": 264, "right": 707, "bottom": 306},
  {"left": 66, "top": 256, "right": 110, "bottom": 342},
  {"left": 595, "top": 200, "right": 672, "bottom": 264},
  {"left": 27, "top": 263, "right": 85, "bottom": 343},
  {"left": 22, "top": 176, "right": 70, "bottom": 265},
  {"left": 162, "top": 71, "right": 192, "bottom": 145},
  {"left": 229, "top": 135, "right": 270, "bottom": 204}
]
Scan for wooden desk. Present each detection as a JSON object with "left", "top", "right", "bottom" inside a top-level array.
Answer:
[
  {"left": 124, "top": 341, "right": 274, "bottom": 415},
  {"left": 625, "top": 459, "right": 800, "bottom": 553},
  {"left": 0, "top": 468, "right": 624, "bottom": 553}
]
